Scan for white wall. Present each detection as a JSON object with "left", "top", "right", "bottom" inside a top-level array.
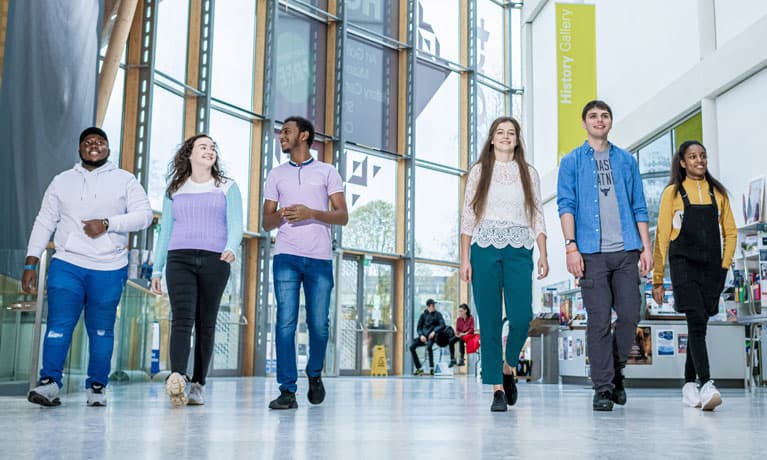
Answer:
[
  {"left": 716, "top": 67, "right": 767, "bottom": 228},
  {"left": 528, "top": 0, "right": 701, "bottom": 191},
  {"left": 715, "top": 0, "right": 767, "bottom": 48},
  {"left": 523, "top": 0, "right": 767, "bottom": 307}
]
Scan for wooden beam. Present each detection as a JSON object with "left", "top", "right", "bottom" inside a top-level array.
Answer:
[
  {"left": 0, "top": 0, "right": 10, "bottom": 91},
  {"left": 96, "top": 0, "right": 140, "bottom": 127},
  {"left": 119, "top": 0, "right": 145, "bottom": 173},
  {"left": 183, "top": 0, "right": 202, "bottom": 138},
  {"left": 323, "top": 0, "right": 338, "bottom": 165},
  {"left": 241, "top": 238, "right": 259, "bottom": 376}
]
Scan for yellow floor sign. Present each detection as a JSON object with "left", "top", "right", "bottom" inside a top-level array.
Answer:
[{"left": 370, "top": 345, "right": 388, "bottom": 376}]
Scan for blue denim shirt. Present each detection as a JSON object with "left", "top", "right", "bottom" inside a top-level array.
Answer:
[{"left": 557, "top": 141, "right": 649, "bottom": 254}]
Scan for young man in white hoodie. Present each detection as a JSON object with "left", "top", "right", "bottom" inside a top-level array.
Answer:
[{"left": 21, "top": 127, "right": 153, "bottom": 407}]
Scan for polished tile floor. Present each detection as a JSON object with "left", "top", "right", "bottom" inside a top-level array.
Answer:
[{"left": 1, "top": 376, "right": 766, "bottom": 459}]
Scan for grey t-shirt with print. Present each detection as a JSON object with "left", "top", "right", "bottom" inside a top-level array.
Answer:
[{"left": 594, "top": 149, "right": 624, "bottom": 252}]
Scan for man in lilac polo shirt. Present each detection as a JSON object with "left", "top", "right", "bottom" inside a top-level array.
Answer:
[{"left": 262, "top": 116, "right": 348, "bottom": 410}]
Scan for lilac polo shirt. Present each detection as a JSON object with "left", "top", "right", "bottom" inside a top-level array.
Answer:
[{"left": 263, "top": 158, "right": 344, "bottom": 260}]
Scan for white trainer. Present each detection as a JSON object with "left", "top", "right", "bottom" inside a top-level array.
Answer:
[
  {"left": 699, "top": 380, "right": 722, "bottom": 411},
  {"left": 187, "top": 383, "right": 205, "bottom": 406},
  {"left": 86, "top": 384, "right": 108, "bottom": 407},
  {"left": 681, "top": 382, "right": 701, "bottom": 408},
  {"left": 27, "top": 379, "right": 61, "bottom": 407},
  {"left": 165, "top": 372, "right": 188, "bottom": 407}
]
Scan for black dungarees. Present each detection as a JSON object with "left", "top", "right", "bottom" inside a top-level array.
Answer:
[{"left": 668, "top": 182, "right": 727, "bottom": 316}]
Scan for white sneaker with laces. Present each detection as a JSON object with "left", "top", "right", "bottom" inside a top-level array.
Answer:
[
  {"left": 187, "top": 383, "right": 205, "bottom": 406},
  {"left": 699, "top": 380, "right": 722, "bottom": 411},
  {"left": 86, "top": 384, "right": 107, "bottom": 407},
  {"left": 681, "top": 382, "right": 701, "bottom": 408},
  {"left": 166, "top": 372, "right": 187, "bottom": 407},
  {"left": 27, "top": 379, "right": 61, "bottom": 407}
]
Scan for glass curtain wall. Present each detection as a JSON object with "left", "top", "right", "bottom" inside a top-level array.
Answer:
[{"left": 102, "top": 0, "right": 517, "bottom": 377}]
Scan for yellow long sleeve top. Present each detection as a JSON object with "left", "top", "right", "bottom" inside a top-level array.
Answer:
[{"left": 652, "top": 177, "right": 737, "bottom": 285}]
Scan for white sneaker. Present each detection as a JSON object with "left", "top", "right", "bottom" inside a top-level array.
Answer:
[
  {"left": 681, "top": 382, "right": 701, "bottom": 408},
  {"left": 699, "top": 380, "right": 722, "bottom": 411},
  {"left": 187, "top": 383, "right": 205, "bottom": 406},
  {"left": 165, "top": 372, "right": 187, "bottom": 407},
  {"left": 86, "top": 384, "right": 108, "bottom": 407},
  {"left": 27, "top": 379, "right": 61, "bottom": 407}
]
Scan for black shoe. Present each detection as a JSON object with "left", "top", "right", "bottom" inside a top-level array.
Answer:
[
  {"left": 503, "top": 374, "right": 518, "bottom": 406},
  {"left": 611, "top": 372, "right": 627, "bottom": 405},
  {"left": 269, "top": 390, "right": 298, "bottom": 410},
  {"left": 491, "top": 390, "right": 508, "bottom": 412},
  {"left": 593, "top": 390, "right": 614, "bottom": 411},
  {"left": 413, "top": 368, "right": 424, "bottom": 376},
  {"left": 307, "top": 375, "right": 325, "bottom": 405},
  {"left": 448, "top": 359, "right": 457, "bottom": 368},
  {"left": 429, "top": 369, "right": 435, "bottom": 375},
  {"left": 457, "top": 357, "right": 465, "bottom": 366}
]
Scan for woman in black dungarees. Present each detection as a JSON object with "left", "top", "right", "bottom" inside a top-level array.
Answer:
[{"left": 652, "top": 140, "right": 737, "bottom": 411}]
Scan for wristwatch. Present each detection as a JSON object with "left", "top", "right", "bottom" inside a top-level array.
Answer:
[
  {"left": 565, "top": 239, "right": 577, "bottom": 247},
  {"left": 102, "top": 218, "right": 110, "bottom": 231}
]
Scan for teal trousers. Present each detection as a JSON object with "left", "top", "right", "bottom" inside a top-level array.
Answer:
[{"left": 470, "top": 244, "right": 533, "bottom": 385}]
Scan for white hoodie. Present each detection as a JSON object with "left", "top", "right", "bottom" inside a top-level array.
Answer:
[{"left": 26, "top": 161, "right": 154, "bottom": 270}]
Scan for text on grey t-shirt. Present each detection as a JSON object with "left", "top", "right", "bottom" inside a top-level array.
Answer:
[{"left": 594, "top": 149, "right": 624, "bottom": 252}]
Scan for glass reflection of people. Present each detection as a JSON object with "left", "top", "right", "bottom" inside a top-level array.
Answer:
[
  {"left": 652, "top": 140, "right": 736, "bottom": 411},
  {"left": 409, "top": 299, "right": 446, "bottom": 375},
  {"left": 23, "top": 127, "right": 153, "bottom": 407},
  {"left": 151, "top": 134, "right": 243, "bottom": 407},
  {"left": 557, "top": 100, "right": 653, "bottom": 412},
  {"left": 448, "top": 303, "right": 474, "bottom": 367},
  {"left": 262, "top": 116, "right": 349, "bottom": 410},
  {"left": 460, "top": 116, "right": 548, "bottom": 412}
]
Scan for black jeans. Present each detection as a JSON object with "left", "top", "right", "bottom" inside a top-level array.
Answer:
[
  {"left": 166, "top": 249, "right": 231, "bottom": 385},
  {"left": 410, "top": 338, "right": 435, "bottom": 370},
  {"left": 684, "top": 307, "right": 711, "bottom": 384},
  {"left": 580, "top": 251, "right": 641, "bottom": 392},
  {"left": 448, "top": 336, "right": 465, "bottom": 360}
]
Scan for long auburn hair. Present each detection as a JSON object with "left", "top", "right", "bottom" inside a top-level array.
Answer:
[
  {"left": 166, "top": 134, "right": 229, "bottom": 198},
  {"left": 668, "top": 140, "right": 728, "bottom": 198},
  {"left": 470, "top": 117, "right": 537, "bottom": 224}
]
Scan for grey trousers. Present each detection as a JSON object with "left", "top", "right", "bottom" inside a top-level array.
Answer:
[{"left": 580, "top": 251, "right": 641, "bottom": 392}]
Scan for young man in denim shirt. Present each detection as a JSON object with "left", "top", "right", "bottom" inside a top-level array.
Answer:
[{"left": 557, "top": 100, "right": 653, "bottom": 411}]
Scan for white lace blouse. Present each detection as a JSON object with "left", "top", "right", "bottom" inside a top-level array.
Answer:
[{"left": 460, "top": 160, "right": 546, "bottom": 249}]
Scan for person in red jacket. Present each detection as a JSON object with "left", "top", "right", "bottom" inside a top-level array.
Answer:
[{"left": 449, "top": 303, "right": 475, "bottom": 367}]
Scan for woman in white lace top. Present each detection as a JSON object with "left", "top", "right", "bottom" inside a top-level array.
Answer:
[{"left": 459, "top": 116, "right": 549, "bottom": 412}]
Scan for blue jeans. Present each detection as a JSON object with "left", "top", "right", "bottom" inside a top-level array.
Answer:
[
  {"left": 40, "top": 259, "right": 128, "bottom": 388},
  {"left": 273, "top": 254, "right": 334, "bottom": 393}
]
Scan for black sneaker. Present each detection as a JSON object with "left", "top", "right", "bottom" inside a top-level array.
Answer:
[
  {"left": 491, "top": 390, "right": 508, "bottom": 412},
  {"left": 611, "top": 372, "right": 627, "bottom": 405},
  {"left": 307, "top": 375, "right": 325, "bottom": 405},
  {"left": 448, "top": 359, "right": 457, "bottom": 368},
  {"left": 457, "top": 357, "right": 465, "bottom": 366},
  {"left": 429, "top": 369, "right": 435, "bottom": 376},
  {"left": 503, "top": 373, "right": 518, "bottom": 406},
  {"left": 413, "top": 368, "right": 424, "bottom": 376},
  {"left": 269, "top": 390, "right": 298, "bottom": 410},
  {"left": 593, "top": 390, "right": 614, "bottom": 411}
]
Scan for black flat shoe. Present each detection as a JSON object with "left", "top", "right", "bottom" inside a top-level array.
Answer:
[
  {"left": 503, "top": 373, "right": 518, "bottom": 406},
  {"left": 490, "top": 390, "right": 508, "bottom": 412}
]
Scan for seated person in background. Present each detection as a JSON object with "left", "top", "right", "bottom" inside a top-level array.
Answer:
[
  {"left": 409, "top": 299, "right": 445, "bottom": 375},
  {"left": 449, "top": 303, "right": 475, "bottom": 367}
]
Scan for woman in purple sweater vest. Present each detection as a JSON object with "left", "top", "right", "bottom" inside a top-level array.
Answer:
[{"left": 151, "top": 134, "right": 243, "bottom": 407}]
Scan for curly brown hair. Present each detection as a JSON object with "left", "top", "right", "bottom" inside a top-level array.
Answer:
[{"left": 166, "top": 134, "right": 229, "bottom": 198}]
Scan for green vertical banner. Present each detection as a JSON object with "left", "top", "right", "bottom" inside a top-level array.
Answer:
[{"left": 556, "top": 3, "right": 597, "bottom": 164}]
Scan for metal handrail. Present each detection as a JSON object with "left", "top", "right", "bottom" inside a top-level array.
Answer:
[{"left": 28, "top": 250, "right": 49, "bottom": 390}]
